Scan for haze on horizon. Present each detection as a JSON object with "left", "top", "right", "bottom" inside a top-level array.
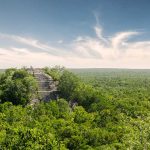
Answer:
[{"left": 0, "top": 0, "right": 150, "bottom": 69}]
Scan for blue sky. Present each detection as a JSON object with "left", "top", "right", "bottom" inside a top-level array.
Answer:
[{"left": 0, "top": 0, "right": 150, "bottom": 68}]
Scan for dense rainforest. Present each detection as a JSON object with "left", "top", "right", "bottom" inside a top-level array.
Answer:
[{"left": 1, "top": 67, "right": 150, "bottom": 149}]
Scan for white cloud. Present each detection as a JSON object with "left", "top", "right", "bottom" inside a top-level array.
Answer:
[
  {"left": 73, "top": 37, "right": 103, "bottom": 59},
  {"left": 70, "top": 25, "right": 150, "bottom": 68},
  {"left": 111, "top": 31, "right": 139, "bottom": 49},
  {"left": 58, "top": 40, "right": 63, "bottom": 44},
  {"left": 93, "top": 13, "right": 108, "bottom": 45},
  {"left": 1, "top": 20, "right": 150, "bottom": 68},
  {"left": 0, "top": 33, "right": 67, "bottom": 56}
]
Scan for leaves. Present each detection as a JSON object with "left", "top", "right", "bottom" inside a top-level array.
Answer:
[
  {"left": 0, "top": 68, "right": 38, "bottom": 105},
  {"left": 1, "top": 68, "right": 150, "bottom": 149}
]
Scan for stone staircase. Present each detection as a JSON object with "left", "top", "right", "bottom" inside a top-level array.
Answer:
[{"left": 28, "top": 68, "right": 58, "bottom": 105}]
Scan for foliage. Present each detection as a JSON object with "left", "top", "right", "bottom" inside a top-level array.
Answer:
[
  {"left": 58, "top": 70, "right": 104, "bottom": 110},
  {"left": 0, "top": 68, "right": 38, "bottom": 105},
  {"left": 44, "top": 66, "right": 65, "bottom": 81},
  {"left": 58, "top": 70, "right": 80, "bottom": 100},
  {"left": 1, "top": 68, "right": 150, "bottom": 149}
]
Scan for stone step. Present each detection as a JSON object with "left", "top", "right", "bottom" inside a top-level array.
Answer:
[{"left": 28, "top": 68, "right": 58, "bottom": 103}]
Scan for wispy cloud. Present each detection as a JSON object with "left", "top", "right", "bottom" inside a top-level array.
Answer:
[
  {"left": 0, "top": 33, "right": 67, "bottom": 56},
  {"left": 1, "top": 17, "right": 150, "bottom": 68},
  {"left": 111, "top": 31, "right": 139, "bottom": 49},
  {"left": 93, "top": 12, "right": 108, "bottom": 44},
  {"left": 57, "top": 40, "right": 63, "bottom": 44}
]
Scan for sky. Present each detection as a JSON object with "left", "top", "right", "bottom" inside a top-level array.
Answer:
[{"left": 0, "top": 0, "right": 150, "bottom": 68}]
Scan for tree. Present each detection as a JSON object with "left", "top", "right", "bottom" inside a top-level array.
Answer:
[
  {"left": 71, "top": 82, "right": 101, "bottom": 110},
  {"left": 58, "top": 70, "right": 80, "bottom": 100},
  {"left": 0, "top": 69, "right": 38, "bottom": 105},
  {"left": 44, "top": 66, "right": 65, "bottom": 81}
]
